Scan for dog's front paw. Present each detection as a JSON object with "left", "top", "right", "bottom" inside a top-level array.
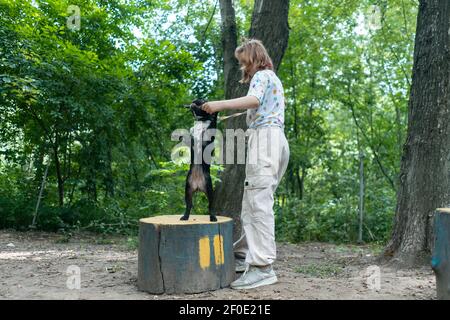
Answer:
[
  {"left": 180, "top": 215, "right": 189, "bottom": 221},
  {"left": 209, "top": 216, "right": 218, "bottom": 222}
]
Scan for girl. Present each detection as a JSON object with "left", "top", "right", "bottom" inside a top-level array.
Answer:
[{"left": 202, "top": 39, "right": 290, "bottom": 290}]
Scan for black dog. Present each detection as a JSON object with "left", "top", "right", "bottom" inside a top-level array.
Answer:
[{"left": 180, "top": 99, "right": 218, "bottom": 222}]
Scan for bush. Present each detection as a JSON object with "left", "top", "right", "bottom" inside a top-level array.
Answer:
[{"left": 276, "top": 190, "right": 394, "bottom": 244}]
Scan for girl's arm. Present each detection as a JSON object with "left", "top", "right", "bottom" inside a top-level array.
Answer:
[{"left": 202, "top": 96, "right": 259, "bottom": 114}]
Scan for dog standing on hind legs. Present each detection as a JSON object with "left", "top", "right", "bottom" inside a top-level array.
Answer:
[{"left": 180, "top": 99, "right": 218, "bottom": 222}]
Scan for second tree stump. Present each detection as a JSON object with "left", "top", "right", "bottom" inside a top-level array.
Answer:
[{"left": 432, "top": 208, "right": 450, "bottom": 300}]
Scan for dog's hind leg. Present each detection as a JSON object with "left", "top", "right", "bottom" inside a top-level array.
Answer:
[
  {"left": 205, "top": 175, "right": 217, "bottom": 222},
  {"left": 181, "top": 181, "right": 194, "bottom": 221}
]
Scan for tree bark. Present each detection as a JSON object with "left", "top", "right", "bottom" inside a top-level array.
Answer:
[
  {"left": 53, "top": 135, "right": 64, "bottom": 207},
  {"left": 248, "top": 0, "right": 290, "bottom": 72},
  {"left": 104, "top": 144, "right": 115, "bottom": 198},
  {"left": 213, "top": 0, "right": 290, "bottom": 240},
  {"left": 218, "top": 0, "right": 244, "bottom": 101},
  {"left": 384, "top": 0, "right": 450, "bottom": 266}
]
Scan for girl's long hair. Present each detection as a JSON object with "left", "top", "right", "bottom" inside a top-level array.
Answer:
[{"left": 235, "top": 38, "right": 274, "bottom": 84}]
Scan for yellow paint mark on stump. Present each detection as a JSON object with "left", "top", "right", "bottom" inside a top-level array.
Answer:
[
  {"left": 213, "top": 235, "right": 224, "bottom": 265},
  {"left": 199, "top": 237, "right": 210, "bottom": 269}
]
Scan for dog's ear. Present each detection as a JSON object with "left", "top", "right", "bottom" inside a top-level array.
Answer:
[{"left": 192, "top": 99, "right": 207, "bottom": 107}]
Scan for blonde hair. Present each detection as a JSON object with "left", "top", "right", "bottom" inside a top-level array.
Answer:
[{"left": 235, "top": 38, "right": 274, "bottom": 84}]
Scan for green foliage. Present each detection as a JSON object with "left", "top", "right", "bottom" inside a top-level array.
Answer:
[
  {"left": 0, "top": 0, "right": 417, "bottom": 243},
  {"left": 274, "top": 0, "right": 416, "bottom": 243},
  {"left": 125, "top": 236, "right": 139, "bottom": 251}
]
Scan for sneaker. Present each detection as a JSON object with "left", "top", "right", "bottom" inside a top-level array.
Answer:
[
  {"left": 230, "top": 265, "right": 278, "bottom": 290},
  {"left": 235, "top": 258, "right": 247, "bottom": 273}
]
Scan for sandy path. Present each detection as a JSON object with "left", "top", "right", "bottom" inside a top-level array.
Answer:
[{"left": 0, "top": 230, "right": 435, "bottom": 300}]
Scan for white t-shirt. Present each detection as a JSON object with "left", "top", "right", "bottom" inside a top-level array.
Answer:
[{"left": 246, "top": 69, "right": 286, "bottom": 129}]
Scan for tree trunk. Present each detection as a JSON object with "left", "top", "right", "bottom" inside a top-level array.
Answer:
[
  {"left": 104, "top": 144, "right": 115, "bottom": 198},
  {"left": 53, "top": 138, "right": 64, "bottom": 207},
  {"left": 248, "top": 0, "right": 290, "bottom": 72},
  {"left": 213, "top": 0, "right": 290, "bottom": 240},
  {"left": 86, "top": 165, "right": 97, "bottom": 202},
  {"left": 384, "top": 0, "right": 450, "bottom": 266}
]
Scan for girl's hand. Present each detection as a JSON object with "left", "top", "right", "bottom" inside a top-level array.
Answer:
[{"left": 202, "top": 101, "right": 222, "bottom": 114}]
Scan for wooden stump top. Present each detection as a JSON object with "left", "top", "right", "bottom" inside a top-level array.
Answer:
[
  {"left": 139, "top": 215, "right": 232, "bottom": 225},
  {"left": 436, "top": 208, "right": 450, "bottom": 214}
]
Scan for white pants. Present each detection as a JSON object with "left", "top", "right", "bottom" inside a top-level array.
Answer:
[{"left": 233, "top": 126, "right": 290, "bottom": 266}]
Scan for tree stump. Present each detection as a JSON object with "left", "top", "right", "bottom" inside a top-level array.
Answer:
[
  {"left": 137, "top": 215, "right": 234, "bottom": 294},
  {"left": 432, "top": 208, "right": 450, "bottom": 300}
]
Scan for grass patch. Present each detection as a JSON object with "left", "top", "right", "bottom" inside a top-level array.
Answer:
[
  {"left": 93, "top": 237, "right": 117, "bottom": 245},
  {"left": 54, "top": 231, "right": 72, "bottom": 243},
  {"left": 124, "top": 236, "right": 139, "bottom": 250},
  {"left": 367, "top": 243, "right": 384, "bottom": 255},
  {"left": 331, "top": 243, "right": 384, "bottom": 256}
]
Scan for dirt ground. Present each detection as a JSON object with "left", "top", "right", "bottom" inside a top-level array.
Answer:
[{"left": 0, "top": 230, "right": 436, "bottom": 300}]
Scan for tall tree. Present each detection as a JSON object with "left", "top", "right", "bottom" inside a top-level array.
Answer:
[
  {"left": 213, "top": 0, "right": 290, "bottom": 238},
  {"left": 385, "top": 0, "right": 450, "bottom": 265}
]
